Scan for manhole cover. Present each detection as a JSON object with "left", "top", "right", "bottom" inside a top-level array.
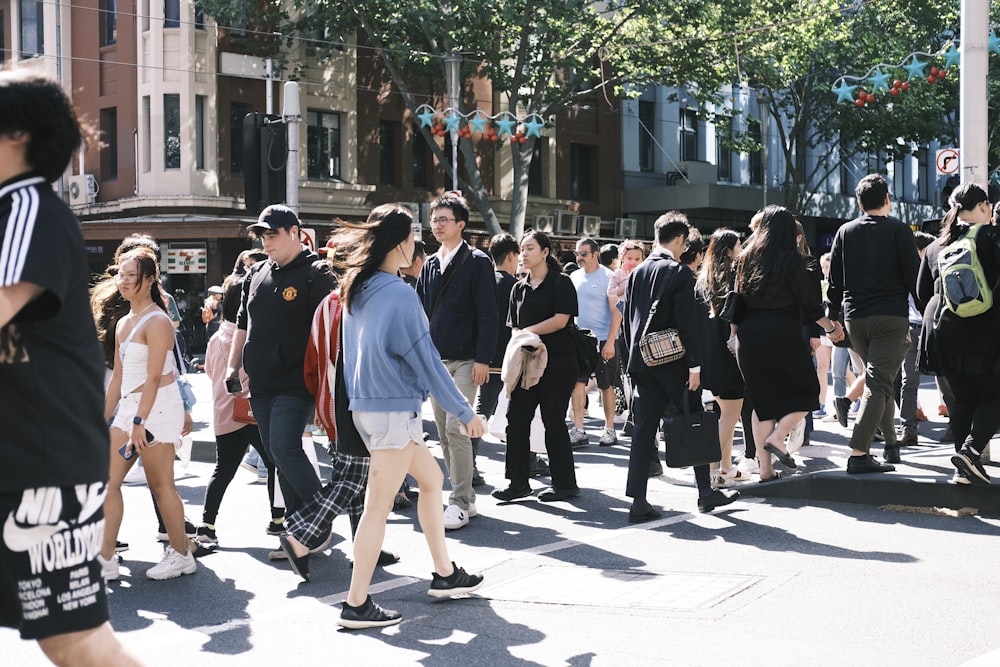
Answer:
[{"left": 486, "top": 566, "right": 761, "bottom": 610}]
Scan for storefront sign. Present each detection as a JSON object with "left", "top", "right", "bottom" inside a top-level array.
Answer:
[{"left": 165, "top": 243, "right": 208, "bottom": 274}]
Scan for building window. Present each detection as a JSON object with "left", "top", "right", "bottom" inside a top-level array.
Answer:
[
  {"left": 412, "top": 133, "right": 428, "bottom": 188},
  {"left": 164, "top": 94, "right": 180, "bottom": 169},
  {"left": 379, "top": 121, "right": 396, "bottom": 186},
  {"left": 142, "top": 96, "right": 151, "bottom": 172},
  {"left": 892, "top": 159, "right": 905, "bottom": 200},
  {"left": 230, "top": 103, "right": 248, "bottom": 175},
  {"left": 638, "top": 101, "right": 655, "bottom": 172},
  {"left": 99, "top": 108, "right": 118, "bottom": 180},
  {"left": 0, "top": 12, "right": 6, "bottom": 64},
  {"left": 164, "top": 0, "right": 180, "bottom": 28},
  {"left": 528, "top": 140, "right": 544, "bottom": 196},
  {"left": 194, "top": 2, "right": 205, "bottom": 29},
  {"left": 570, "top": 143, "right": 595, "bottom": 202},
  {"left": 141, "top": 0, "right": 149, "bottom": 31},
  {"left": 748, "top": 120, "right": 762, "bottom": 185},
  {"left": 19, "top": 0, "right": 44, "bottom": 58},
  {"left": 99, "top": 0, "right": 117, "bottom": 46},
  {"left": 195, "top": 95, "right": 206, "bottom": 170},
  {"left": 716, "top": 118, "right": 732, "bottom": 181},
  {"left": 307, "top": 110, "right": 341, "bottom": 180},
  {"left": 917, "top": 147, "right": 929, "bottom": 203},
  {"left": 679, "top": 107, "right": 698, "bottom": 162}
]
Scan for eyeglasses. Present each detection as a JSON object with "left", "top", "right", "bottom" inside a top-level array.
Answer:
[
  {"left": 114, "top": 273, "right": 138, "bottom": 284},
  {"left": 430, "top": 217, "right": 456, "bottom": 226}
]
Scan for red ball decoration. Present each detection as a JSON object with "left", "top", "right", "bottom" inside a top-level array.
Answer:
[
  {"left": 927, "top": 75, "right": 936, "bottom": 84},
  {"left": 857, "top": 89, "right": 867, "bottom": 97},
  {"left": 855, "top": 98, "right": 865, "bottom": 107},
  {"left": 930, "top": 66, "right": 939, "bottom": 76},
  {"left": 866, "top": 93, "right": 875, "bottom": 103},
  {"left": 893, "top": 79, "right": 902, "bottom": 88},
  {"left": 901, "top": 81, "right": 910, "bottom": 91},
  {"left": 937, "top": 69, "right": 947, "bottom": 79},
  {"left": 519, "top": 136, "right": 527, "bottom": 144},
  {"left": 890, "top": 88, "right": 900, "bottom": 96}
]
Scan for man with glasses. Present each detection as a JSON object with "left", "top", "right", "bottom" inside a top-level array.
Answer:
[
  {"left": 569, "top": 238, "right": 623, "bottom": 447},
  {"left": 416, "top": 193, "right": 498, "bottom": 530}
]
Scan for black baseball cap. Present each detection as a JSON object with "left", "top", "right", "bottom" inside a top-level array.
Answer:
[{"left": 248, "top": 204, "right": 299, "bottom": 232}]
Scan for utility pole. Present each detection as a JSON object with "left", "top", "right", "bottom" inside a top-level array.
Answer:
[
  {"left": 283, "top": 81, "right": 301, "bottom": 215},
  {"left": 960, "top": 0, "right": 989, "bottom": 186},
  {"left": 444, "top": 52, "right": 462, "bottom": 192}
]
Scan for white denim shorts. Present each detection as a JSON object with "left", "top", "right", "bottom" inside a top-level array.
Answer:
[
  {"left": 111, "top": 385, "right": 184, "bottom": 449},
  {"left": 352, "top": 411, "right": 423, "bottom": 451}
]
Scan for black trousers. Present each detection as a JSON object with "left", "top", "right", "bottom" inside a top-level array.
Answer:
[
  {"left": 202, "top": 425, "right": 280, "bottom": 525},
  {"left": 627, "top": 367, "right": 711, "bottom": 501},
  {"left": 940, "top": 370, "right": 1000, "bottom": 454},
  {"left": 504, "top": 353, "right": 578, "bottom": 490}
]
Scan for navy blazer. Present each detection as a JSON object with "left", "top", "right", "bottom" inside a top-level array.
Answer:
[{"left": 623, "top": 248, "right": 702, "bottom": 379}]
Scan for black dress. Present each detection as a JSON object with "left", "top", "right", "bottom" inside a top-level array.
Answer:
[
  {"left": 696, "top": 283, "right": 745, "bottom": 400},
  {"left": 734, "top": 257, "right": 822, "bottom": 421}
]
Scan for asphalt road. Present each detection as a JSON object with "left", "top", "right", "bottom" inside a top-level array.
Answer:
[{"left": 5, "top": 376, "right": 1000, "bottom": 666}]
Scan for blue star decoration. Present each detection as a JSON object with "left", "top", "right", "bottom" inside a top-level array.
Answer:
[
  {"left": 523, "top": 115, "right": 545, "bottom": 138},
  {"left": 495, "top": 114, "right": 516, "bottom": 138},
  {"left": 469, "top": 111, "right": 489, "bottom": 134},
  {"left": 990, "top": 30, "right": 1000, "bottom": 56},
  {"left": 941, "top": 43, "right": 961, "bottom": 69},
  {"left": 832, "top": 79, "right": 857, "bottom": 104},
  {"left": 903, "top": 57, "right": 928, "bottom": 80},
  {"left": 444, "top": 112, "right": 461, "bottom": 132},
  {"left": 416, "top": 107, "right": 435, "bottom": 128},
  {"left": 867, "top": 68, "right": 892, "bottom": 94}
]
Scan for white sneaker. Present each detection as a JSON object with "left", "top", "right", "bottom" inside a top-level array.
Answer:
[
  {"left": 443, "top": 504, "right": 470, "bottom": 530},
  {"left": 568, "top": 427, "right": 588, "bottom": 447},
  {"left": 96, "top": 554, "right": 120, "bottom": 581},
  {"left": 737, "top": 457, "right": 760, "bottom": 476},
  {"left": 598, "top": 429, "right": 618, "bottom": 446},
  {"left": 123, "top": 463, "right": 147, "bottom": 485},
  {"left": 951, "top": 470, "right": 972, "bottom": 485},
  {"left": 467, "top": 501, "right": 478, "bottom": 518},
  {"left": 268, "top": 548, "right": 288, "bottom": 561},
  {"left": 146, "top": 546, "right": 196, "bottom": 580}
]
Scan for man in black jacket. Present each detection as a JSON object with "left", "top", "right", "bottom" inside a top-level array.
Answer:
[
  {"left": 417, "top": 193, "right": 498, "bottom": 530},
  {"left": 623, "top": 212, "right": 738, "bottom": 523},
  {"left": 828, "top": 174, "right": 920, "bottom": 472}
]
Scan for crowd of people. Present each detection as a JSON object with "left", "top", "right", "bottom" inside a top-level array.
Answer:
[{"left": 3, "top": 71, "right": 999, "bottom": 664}]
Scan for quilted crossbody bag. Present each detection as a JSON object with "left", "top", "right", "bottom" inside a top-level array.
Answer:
[{"left": 638, "top": 270, "right": 685, "bottom": 367}]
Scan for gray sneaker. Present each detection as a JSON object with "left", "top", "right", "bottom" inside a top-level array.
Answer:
[
  {"left": 598, "top": 429, "right": 618, "bottom": 446},
  {"left": 568, "top": 427, "right": 589, "bottom": 447}
]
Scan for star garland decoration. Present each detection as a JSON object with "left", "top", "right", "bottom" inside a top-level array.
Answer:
[
  {"left": 414, "top": 104, "right": 547, "bottom": 144},
  {"left": 829, "top": 31, "right": 1000, "bottom": 108}
]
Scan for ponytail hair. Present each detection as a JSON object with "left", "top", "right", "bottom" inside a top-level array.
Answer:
[
  {"left": 521, "top": 229, "right": 562, "bottom": 275},
  {"left": 940, "top": 182, "right": 990, "bottom": 245},
  {"left": 332, "top": 204, "right": 413, "bottom": 312}
]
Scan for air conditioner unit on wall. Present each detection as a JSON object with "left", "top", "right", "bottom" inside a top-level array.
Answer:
[
  {"left": 68, "top": 174, "right": 98, "bottom": 206},
  {"left": 615, "top": 218, "right": 638, "bottom": 238},
  {"left": 581, "top": 215, "right": 601, "bottom": 237},
  {"left": 555, "top": 210, "right": 579, "bottom": 235},
  {"left": 533, "top": 214, "right": 554, "bottom": 233}
]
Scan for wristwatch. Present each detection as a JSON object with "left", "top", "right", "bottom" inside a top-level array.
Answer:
[
  {"left": 823, "top": 324, "right": 837, "bottom": 334},
  {"left": 133, "top": 416, "right": 145, "bottom": 426}
]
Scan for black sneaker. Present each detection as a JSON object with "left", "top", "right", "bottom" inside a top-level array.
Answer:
[
  {"left": 338, "top": 595, "right": 402, "bottom": 629},
  {"left": 265, "top": 520, "right": 285, "bottom": 536},
  {"left": 951, "top": 449, "right": 991, "bottom": 485},
  {"left": 529, "top": 455, "right": 550, "bottom": 477},
  {"left": 115, "top": 540, "right": 130, "bottom": 554},
  {"left": 195, "top": 526, "right": 218, "bottom": 544},
  {"left": 846, "top": 454, "right": 895, "bottom": 474},
  {"left": 427, "top": 562, "right": 484, "bottom": 598},
  {"left": 471, "top": 468, "right": 486, "bottom": 487},
  {"left": 834, "top": 396, "right": 851, "bottom": 428},
  {"left": 156, "top": 519, "right": 198, "bottom": 542},
  {"left": 492, "top": 484, "right": 532, "bottom": 502}
]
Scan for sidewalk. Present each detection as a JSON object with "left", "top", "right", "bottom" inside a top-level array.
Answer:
[{"left": 184, "top": 372, "right": 1000, "bottom": 516}]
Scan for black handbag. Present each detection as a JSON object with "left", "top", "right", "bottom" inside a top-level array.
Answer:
[
  {"left": 570, "top": 324, "right": 600, "bottom": 377},
  {"left": 718, "top": 290, "right": 745, "bottom": 324},
  {"left": 664, "top": 393, "right": 722, "bottom": 468}
]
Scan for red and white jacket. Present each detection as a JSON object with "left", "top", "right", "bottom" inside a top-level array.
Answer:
[{"left": 304, "top": 291, "right": 341, "bottom": 439}]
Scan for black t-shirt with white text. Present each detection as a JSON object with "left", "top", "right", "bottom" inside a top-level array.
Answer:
[{"left": 0, "top": 173, "right": 109, "bottom": 491}]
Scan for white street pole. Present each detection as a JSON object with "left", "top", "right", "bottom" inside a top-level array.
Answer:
[
  {"left": 445, "top": 52, "right": 461, "bottom": 192},
  {"left": 960, "top": 0, "right": 989, "bottom": 186},
  {"left": 758, "top": 92, "right": 769, "bottom": 209},
  {"left": 283, "top": 81, "right": 301, "bottom": 214},
  {"left": 265, "top": 58, "right": 274, "bottom": 115}
]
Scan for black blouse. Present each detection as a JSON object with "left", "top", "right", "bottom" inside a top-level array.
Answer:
[
  {"left": 739, "top": 254, "right": 823, "bottom": 322},
  {"left": 508, "top": 268, "right": 579, "bottom": 357}
]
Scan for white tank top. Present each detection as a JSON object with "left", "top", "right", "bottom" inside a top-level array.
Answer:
[{"left": 119, "top": 310, "right": 176, "bottom": 395}]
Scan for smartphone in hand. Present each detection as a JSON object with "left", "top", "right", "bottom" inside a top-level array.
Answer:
[{"left": 119, "top": 429, "right": 155, "bottom": 459}]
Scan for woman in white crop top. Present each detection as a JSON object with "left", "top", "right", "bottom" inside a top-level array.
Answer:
[{"left": 98, "top": 248, "right": 197, "bottom": 581}]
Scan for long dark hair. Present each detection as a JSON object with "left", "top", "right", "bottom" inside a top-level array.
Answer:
[
  {"left": 940, "top": 182, "right": 989, "bottom": 245},
  {"left": 735, "top": 205, "right": 800, "bottom": 298},
  {"left": 332, "top": 204, "right": 413, "bottom": 311},
  {"left": 697, "top": 228, "right": 741, "bottom": 316},
  {"left": 521, "top": 229, "right": 562, "bottom": 276},
  {"left": 118, "top": 247, "right": 168, "bottom": 313}
]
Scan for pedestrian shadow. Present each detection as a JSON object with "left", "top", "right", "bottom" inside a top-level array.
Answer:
[
  {"left": 107, "top": 566, "right": 255, "bottom": 655},
  {"left": 654, "top": 507, "right": 919, "bottom": 563}
]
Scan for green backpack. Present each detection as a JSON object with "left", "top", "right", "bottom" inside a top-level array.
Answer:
[{"left": 937, "top": 224, "right": 993, "bottom": 318}]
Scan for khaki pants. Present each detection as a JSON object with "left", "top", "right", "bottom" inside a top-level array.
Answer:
[
  {"left": 431, "top": 359, "right": 478, "bottom": 510},
  {"left": 845, "top": 315, "right": 910, "bottom": 453}
]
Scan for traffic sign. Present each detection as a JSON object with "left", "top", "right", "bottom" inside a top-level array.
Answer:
[
  {"left": 936, "top": 148, "right": 960, "bottom": 176},
  {"left": 299, "top": 227, "right": 316, "bottom": 252}
]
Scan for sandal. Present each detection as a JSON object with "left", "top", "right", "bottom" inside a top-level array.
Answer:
[
  {"left": 763, "top": 441, "right": 797, "bottom": 469},
  {"left": 758, "top": 471, "right": 782, "bottom": 483}
]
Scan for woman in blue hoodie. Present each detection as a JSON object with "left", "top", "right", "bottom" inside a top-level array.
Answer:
[{"left": 327, "top": 204, "right": 487, "bottom": 629}]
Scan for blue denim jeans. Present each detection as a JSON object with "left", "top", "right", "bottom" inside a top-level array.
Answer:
[{"left": 250, "top": 393, "right": 319, "bottom": 515}]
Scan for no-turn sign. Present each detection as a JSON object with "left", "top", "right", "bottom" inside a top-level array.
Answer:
[
  {"left": 299, "top": 227, "right": 316, "bottom": 252},
  {"left": 936, "top": 148, "right": 960, "bottom": 176}
]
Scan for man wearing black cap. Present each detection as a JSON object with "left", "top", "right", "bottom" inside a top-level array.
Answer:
[{"left": 226, "top": 205, "right": 334, "bottom": 523}]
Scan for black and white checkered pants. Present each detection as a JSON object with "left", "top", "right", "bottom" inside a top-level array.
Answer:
[{"left": 285, "top": 451, "right": 369, "bottom": 549}]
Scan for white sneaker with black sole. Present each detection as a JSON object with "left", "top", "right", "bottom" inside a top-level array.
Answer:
[{"left": 96, "top": 554, "right": 120, "bottom": 581}]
